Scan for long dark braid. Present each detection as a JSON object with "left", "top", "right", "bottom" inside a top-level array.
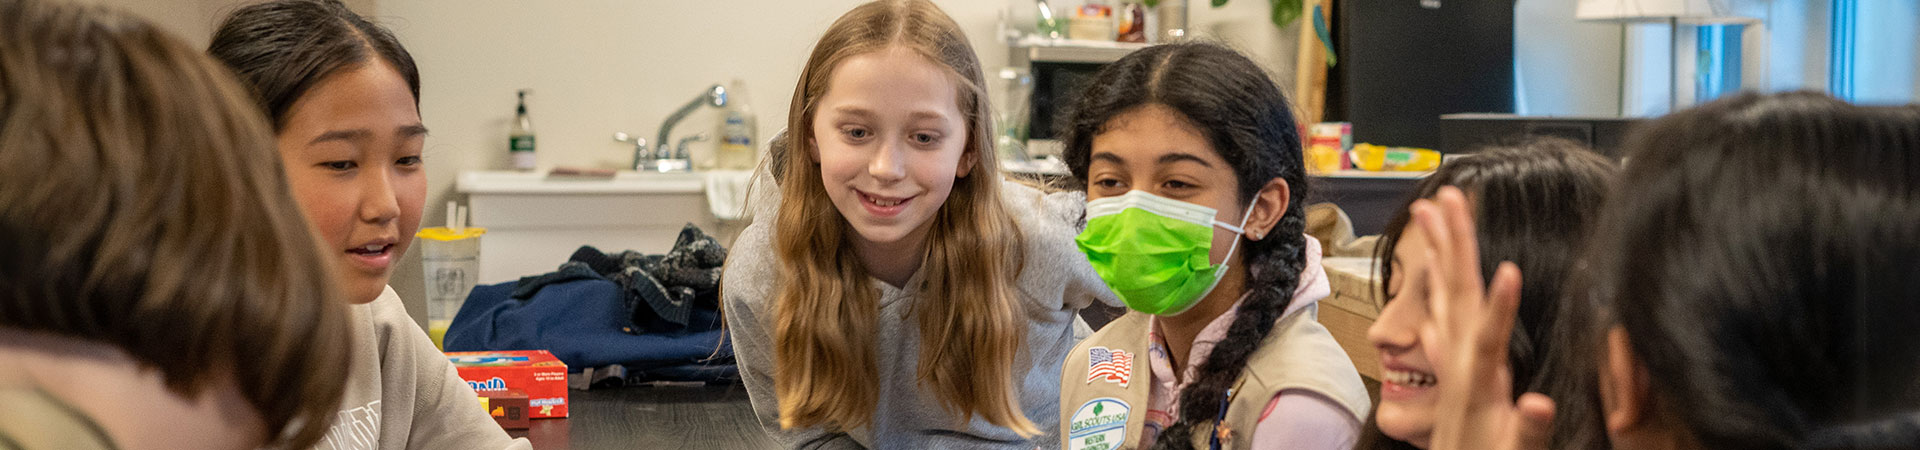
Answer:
[{"left": 1062, "top": 41, "right": 1310, "bottom": 449}]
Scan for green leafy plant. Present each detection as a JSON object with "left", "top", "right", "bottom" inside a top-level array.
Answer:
[{"left": 1141, "top": 0, "right": 1306, "bottom": 29}]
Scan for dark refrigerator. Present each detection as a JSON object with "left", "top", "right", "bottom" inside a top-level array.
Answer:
[{"left": 1324, "top": 0, "right": 1516, "bottom": 151}]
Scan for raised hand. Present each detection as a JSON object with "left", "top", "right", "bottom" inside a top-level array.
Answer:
[{"left": 1411, "top": 187, "right": 1556, "bottom": 450}]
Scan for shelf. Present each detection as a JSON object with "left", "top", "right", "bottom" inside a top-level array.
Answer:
[
  {"left": 1311, "top": 170, "right": 1432, "bottom": 180},
  {"left": 1013, "top": 36, "right": 1149, "bottom": 64}
]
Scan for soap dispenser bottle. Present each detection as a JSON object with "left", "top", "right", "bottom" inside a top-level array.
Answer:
[
  {"left": 716, "top": 79, "right": 758, "bottom": 171},
  {"left": 509, "top": 89, "right": 536, "bottom": 171}
]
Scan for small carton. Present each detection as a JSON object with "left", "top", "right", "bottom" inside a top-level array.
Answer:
[
  {"left": 447, "top": 350, "right": 568, "bottom": 418},
  {"left": 1305, "top": 122, "right": 1354, "bottom": 174},
  {"left": 476, "top": 388, "right": 531, "bottom": 429}
]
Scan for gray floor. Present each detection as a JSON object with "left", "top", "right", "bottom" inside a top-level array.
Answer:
[{"left": 510, "top": 382, "right": 777, "bottom": 450}]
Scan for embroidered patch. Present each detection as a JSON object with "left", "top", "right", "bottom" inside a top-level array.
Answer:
[
  {"left": 1087, "top": 346, "right": 1133, "bottom": 387},
  {"left": 1068, "top": 398, "right": 1130, "bottom": 450}
]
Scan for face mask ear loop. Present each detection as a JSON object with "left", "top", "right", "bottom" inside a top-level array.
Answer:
[{"left": 1212, "top": 199, "right": 1259, "bottom": 266}]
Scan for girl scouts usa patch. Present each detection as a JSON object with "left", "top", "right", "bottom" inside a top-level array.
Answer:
[
  {"left": 1086, "top": 346, "right": 1133, "bottom": 387},
  {"left": 1068, "top": 397, "right": 1130, "bottom": 450}
]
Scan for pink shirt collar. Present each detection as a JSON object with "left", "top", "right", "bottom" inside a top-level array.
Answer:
[{"left": 1140, "top": 235, "right": 1330, "bottom": 442}]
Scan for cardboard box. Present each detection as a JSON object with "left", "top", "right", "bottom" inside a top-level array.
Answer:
[
  {"left": 476, "top": 388, "right": 531, "bottom": 429},
  {"left": 447, "top": 350, "right": 568, "bottom": 418}
]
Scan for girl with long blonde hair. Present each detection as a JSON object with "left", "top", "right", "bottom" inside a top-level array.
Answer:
[{"left": 721, "top": 0, "right": 1116, "bottom": 447}]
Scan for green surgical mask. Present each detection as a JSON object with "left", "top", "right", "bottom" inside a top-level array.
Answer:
[{"left": 1076, "top": 190, "right": 1255, "bottom": 316}]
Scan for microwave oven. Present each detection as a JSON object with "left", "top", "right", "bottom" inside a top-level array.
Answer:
[{"left": 1012, "top": 43, "right": 1144, "bottom": 159}]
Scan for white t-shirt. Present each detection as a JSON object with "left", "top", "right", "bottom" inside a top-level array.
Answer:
[{"left": 313, "top": 286, "right": 530, "bottom": 450}]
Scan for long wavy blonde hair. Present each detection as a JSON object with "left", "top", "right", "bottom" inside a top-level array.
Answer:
[{"left": 767, "top": 0, "right": 1035, "bottom": 436}]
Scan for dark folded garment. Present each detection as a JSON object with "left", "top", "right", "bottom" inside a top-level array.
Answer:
[
  {"left": 562, "top": 224, "right": 727, "bottom": 332},
  {"left": 445, "top": 223, "right": 737, "bottom": 376},
  {"left": 445, "top": 280, "right": 733, "bottom": 371}
]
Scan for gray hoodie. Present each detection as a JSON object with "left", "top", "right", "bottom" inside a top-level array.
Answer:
[{"left": 723, "top": 180, "right": 1119, "bottom": 449}]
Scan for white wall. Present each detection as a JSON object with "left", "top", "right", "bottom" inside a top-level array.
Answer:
[
  {"left": 76, "top": 0, "right": 378, "bottom": 48},
  {"left": 78, "top": 0, "right": 226, "bottom": 47},
  {"left": 1515, "top": 0, "right": 1624, "bottom": 116}
]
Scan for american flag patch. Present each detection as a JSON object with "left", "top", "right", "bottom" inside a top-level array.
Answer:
[{"left": 1087, "top": 346, "right": 1133, "bottom": 387}]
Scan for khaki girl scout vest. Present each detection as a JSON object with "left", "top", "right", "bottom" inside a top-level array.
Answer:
[{"left": 1058, "top": 303, "right": 1370, "bottom": 450}]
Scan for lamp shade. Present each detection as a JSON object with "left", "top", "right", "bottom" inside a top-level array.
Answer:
[{"left": 1576, "top": 0, "right": 1739, "bottom": 22}]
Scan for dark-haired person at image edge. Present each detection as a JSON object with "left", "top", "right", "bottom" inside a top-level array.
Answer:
[
  {"left": 1414, "top": 92, "right": 1920, "bottom": 450},
  {"left": 206, "top": 1, "right": 528, "bottom": 449},
  {"left": 1058, "top": 41, "right": 1371, "bottom": 450},
  {"left": 1355, "top": 137, "right": 1618, "bottom": 450},
  {"left": 0, "top": 0, "right": 353, "bottom": 448}
]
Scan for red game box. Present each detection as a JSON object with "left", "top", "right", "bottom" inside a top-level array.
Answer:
[{"left": 447, "top": 350, "right": 569, "bottom": 418}]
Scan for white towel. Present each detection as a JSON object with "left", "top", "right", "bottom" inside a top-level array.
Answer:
[{"left": 702, "top": 170, "right": 756, "bottom": 221}]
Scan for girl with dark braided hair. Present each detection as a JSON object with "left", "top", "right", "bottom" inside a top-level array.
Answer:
[{"left": 1058, "top": 42, "right": 1370, "bottom": 450}]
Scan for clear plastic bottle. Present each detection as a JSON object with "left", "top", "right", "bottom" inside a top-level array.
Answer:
[
  {"left": 509, "top": 89, "right": 536, "bottom": 171},
  {"left": 1158, "top": 0, "right": 1187, "bottom": 41},
  {"left": 716, "top": 80, "right": 758, "bottom": 171}
]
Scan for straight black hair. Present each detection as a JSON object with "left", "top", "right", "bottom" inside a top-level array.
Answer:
[
  {"left": 1354, "top": 137, "right": 1618, "bottom": 450},
  {"left": 206, "top": 0, "right": 419, "bottom": 131},
  {"left": 1061, "top": 41, "right": 1310, "bottom": 449},
  {"left": 1540, "top": 91, "right": 1920, "bottom": 450}
]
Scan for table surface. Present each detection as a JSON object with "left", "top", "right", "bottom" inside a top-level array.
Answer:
[
  {"left": 510, "top": 265, "right": 1383, "bottom": 450},
  {"left": 511, "top": 383, "right": 778, "bottom": 450}
]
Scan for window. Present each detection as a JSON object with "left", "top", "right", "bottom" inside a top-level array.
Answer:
[
  {"left": 1842, "top": 0, "right": 1918, "bottom": 104},
  {"left": 1620, "top": 0, "right": 1916, "bottom": 111},
  {"left": 1696, "top": 23, "right": 1744, "bottom": 103}
]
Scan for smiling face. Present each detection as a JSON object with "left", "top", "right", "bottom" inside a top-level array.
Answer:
[
  {"left": 274, "top": 60, "right": 426, "bottom": 304},
  {"left": 810, "top": 46, "right": 974, "bottom": 256},
  {"left": 1367, "top": 222, "right": 1445, "bottom": 448}
]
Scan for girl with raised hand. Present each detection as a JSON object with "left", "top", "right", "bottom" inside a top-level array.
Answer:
[
  {"left": 1358, "top": 138, "right": 1617, "bottom": 450},
  {"left": 1417, "top": 92, "right": 1920, "bottom": 450}
]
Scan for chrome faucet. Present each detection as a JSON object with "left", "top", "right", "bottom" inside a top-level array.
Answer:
[
  {"left": 616, "top": 84, "right": 728, "bottom": 172},
  {"left": 660, "top": 85, "right": 728, "bottom": 161},
  {"left": 613, "top": 132, "right": 649, "bottom": 171},
  {"left": 674, "top": 133, "right": 710, "bottom": 162}
]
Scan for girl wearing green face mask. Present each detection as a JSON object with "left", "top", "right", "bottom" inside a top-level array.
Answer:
[{"left": 1057, "top": 42, "right": 1371, "bottom": 450}]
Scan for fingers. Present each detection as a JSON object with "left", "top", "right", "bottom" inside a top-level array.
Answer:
[
  {"left": 1412, "top": 199, "right": 1465, "bottom": 327},
  {"left": 1476, "top": 263, "right": 1523, "bottom": 360},
  {"left": 1514, "top": 393, "right": 1557, "bottom": 450},
  {"left": 1412, "top": 200, "right": 1457, "bottom": 329},
  {"left": 1413, "top": 187, "right": 1491, "bottom": 320},
  {"left": 1435, "top": 189, "right": 1488, "bottom": 309}
]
